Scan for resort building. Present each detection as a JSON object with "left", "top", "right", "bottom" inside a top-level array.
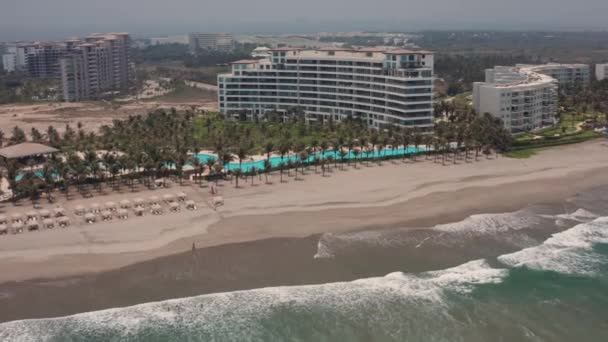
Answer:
[
  {"left": 473, "top": 65, "right": 558, "bottom": 134},
  {"left": 218, "top": 47, "right": 435, "bottom": 130},
  {"left": 515, "top": 63, "right": 590, "bottom": 90},
  {"left": 59, "top": 33, "right": 133, "bottom": 101},
  {"left": 188, "top": 33, "right": 233, "bottom": 54},
  {"left": 596, "top": 63, "right": 608, "bottom": 81}
]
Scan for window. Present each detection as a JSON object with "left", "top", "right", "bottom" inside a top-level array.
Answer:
[{"left": 328, "top": 51, "right": 335, "bottom": 56}]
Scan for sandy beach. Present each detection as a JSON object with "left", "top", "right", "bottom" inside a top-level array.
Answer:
[{"left": 0, "top": 139, "right": 607, "bottom": 286}]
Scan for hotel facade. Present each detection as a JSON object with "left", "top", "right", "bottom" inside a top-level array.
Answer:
[
  {"left": 218, "top": 47, "right": 434, "bottom": 130},
  {"left": 473, "top": 63, "right": 589, "bottom": 134}
]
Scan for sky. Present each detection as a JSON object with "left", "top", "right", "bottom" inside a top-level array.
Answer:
[{"left": 1, "top": 0, "right": 607, "bottom": 40}]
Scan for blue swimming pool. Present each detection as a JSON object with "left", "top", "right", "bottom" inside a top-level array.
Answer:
[{"left": 194, "top": 146, "right": 426, "bottom": 172}]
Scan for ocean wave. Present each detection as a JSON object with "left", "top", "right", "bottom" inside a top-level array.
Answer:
[
  {"left": 497, "top": 216, "right": 608, "bottom": 275},
  {"left": 433, "top": 210, "right": 541, "bottom": 235},
  {"left": 0, "top": 260, "right": 507, "bottom": 342}
]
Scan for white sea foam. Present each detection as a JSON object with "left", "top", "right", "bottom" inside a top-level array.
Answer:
[
  {"left": 433, "top": 210, "right": 540, "bottom": 235},
  {"left": 0, "top": 260, "right": 507, "bottom": 342},
  {"left": 542, "top": 208, "right": 599, "bottom": 227},
  {"left": 498, "top": 216, "right": 608, "bottom": 275}
]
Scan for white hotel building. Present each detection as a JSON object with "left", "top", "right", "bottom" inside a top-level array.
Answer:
[
  {"left": 474, "top": 63, "right": 589, "bottom": 134},
  {"left": 218, "top": 47, "right": 434, "bottom": 130}
]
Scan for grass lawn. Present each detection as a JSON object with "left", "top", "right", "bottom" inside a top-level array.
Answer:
[
  {"left": 504, "top": 148, "right": 538, "bottom": 159},
  {"left": 146, "top": 85, "right": 216, "bottom": 103}
]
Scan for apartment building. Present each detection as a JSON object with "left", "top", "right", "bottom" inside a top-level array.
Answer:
[
  {"left": 60, "top": 33, "right": 132, "bottom": 101},
  {"left": 218, "top": 47, "right": 434, "bottom": 130},
  {"left": 596, "top": 63, "right": 608, "bottom": 81},
  {"left": 188, "top": 33, "right": 232, "bottom": 53},
  {"left": 474, "top": 66, "right": 558, "bottom": 134},
  {"left": 517, "top": 63, "right": 590, "bottom": 90},
  {"left": 2, "top": 44, "right": 38, "bottom": 73}
]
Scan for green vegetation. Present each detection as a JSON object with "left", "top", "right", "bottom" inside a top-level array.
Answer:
[
  {"left": 504, "top": 148, "right": 537, "bottom": 159},
  {"left": 0, "top": 74, "right": 60, "bottom": 104},
  {"left": 143, "top": 81, "right": 215, "bottom": 103},
  {"left": 1, "top": 108, "right": 511, "bottom": 201}
]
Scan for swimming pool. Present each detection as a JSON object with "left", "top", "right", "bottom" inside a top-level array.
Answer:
[{"left": 194, "top": 146, "right": 426, "bottom": 172}]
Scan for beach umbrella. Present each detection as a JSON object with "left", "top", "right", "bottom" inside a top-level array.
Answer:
[
  {"left": 84, "top": 213, "right": 96, "bottom": 223},
  {"left": 10, "top": 221, "right": 24, "bottom": 233},
  {"left": 149, "top": 196, "right": 159, "bottom": 204},
  {"left": 155, "top": 179, "right": 165, "bottom": 187},
  {"left": 26, "top": 210, "right": 38, "bottom": 219},
  {"left": 90, "top": 203, "right": 100, "bottom": 212},
  {"left": 105, "top": 201, "right": 117, "bottom": 210},
  {"left": 185, "top": 200, "right": 197, "bottom": 210},
  {"left": 39, "top": 209, "right": 51, "bottom": 218},
  {"left": 120, "top": 199, "right": 132, "bottom": 208},
  {"left": 43, "top": 218, "right": 54, "bottom": 229},
  {"left": 134, "top": 198, "right": 144, "bottom": 207},
  {"left": 169, "top": 202, "right": 180, "bottom": 211},
  {"left": 151, "top": 203, "right": 163, "bottom": 215},
  {"left": 0, "top": 214, "right": 7, "bottom": 224},
  {"left": 163, "top": 194, "right": 174, "bottom": 202},
  {"left": 58, "top": 216, "right": 70, "bottom": 227},
  {"left": 27, "top": 220, "right": 39, "bottom": 231},
  {"left": 117, "top": 209, "right": 129, "bottom": 219},
  {"left": 11, "top": 213, "right": 23, "bottom": 222},
  {"left": 0, "top": 224, "right": 8, "bottom": 234},
  {"left": 74, "top": 205, "right": 85, "bottom": 215},
  {"left": 176, "top": 192, "right": 187, "bottom": 201},
  {"left": 54, "top": 207, "right": 65, "bottom": 217}
]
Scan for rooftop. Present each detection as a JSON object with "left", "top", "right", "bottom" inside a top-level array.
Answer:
[{"left": 0, "top": 143, "right": 59, "bottom": 159}]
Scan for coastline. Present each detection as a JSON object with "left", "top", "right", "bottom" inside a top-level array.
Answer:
[
  {"left": 0, "top": 140, "right": 608, "bottom": 321},
  {"left": 1, "top": 140, "right": 608, "bottom": 284}
]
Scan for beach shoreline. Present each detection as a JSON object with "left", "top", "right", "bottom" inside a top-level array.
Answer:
[{"left": 0, "top": 140, "right": 607, "bottom": 285}]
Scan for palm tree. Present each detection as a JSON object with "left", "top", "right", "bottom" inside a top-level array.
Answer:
[
  {"left": 263, "top": 159, "right": 272, "bottom": 184},
  {"left": 236, "top": 142, "right": 249, "bottom": 173},
  {"left": 232, "top": 169, "right": 242, "bottom": 188},
  {"left": 190, "top": 156, "right": 201, "bottom": 185}
]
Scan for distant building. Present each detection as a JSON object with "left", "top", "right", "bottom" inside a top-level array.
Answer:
[
  {"left": 150, "top": 35, "right": 188, "bottom": 46},
  {"left": 59, "top": 33, "right": 133, "bottom": 101},
  {"left": 251, "top": 46, "right": 271, "bottom": 58},
  {"left": 2, "top": 44, "right": 37, "bottom": 73},
  {"left": 516, "top": 63, "right": 590, "bottom": 90},
  {"left": 188, "top": 33, "right": 232, "bottom": 53},
  {"left": 474, "top": 66, "right": 558, "bottom": 134},
  {"left": 218, "top": 47, "right": 434, "bottom": 130},
  {"left": 596, "top": 63, "right": 608, "bottom": 81}
]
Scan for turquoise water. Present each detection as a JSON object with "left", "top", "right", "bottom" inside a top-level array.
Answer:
[
  {"left": 15, "top": 171, "right": 59, "bottom": 181},
  {"left": 195, "top": 146, "right": 426, "bottom": 172}
]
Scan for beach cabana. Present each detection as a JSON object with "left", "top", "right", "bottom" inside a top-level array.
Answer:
[
  {"left": 54, "top": 207, "right": 65, "bottom": 217},
  {"left": 10, "top": 221, "right": 24, "bottom": 233},
  {"left": 169, "top": 202, "right": 180, "bottom": 212},
  {"left": 120, "top": 200, "right": 132, "bottom": 209},
  {"left": 43, "top": 218, "right": 54, "bottom": 229},
  {"left": 74, "top": 205, "right": 85, "bottom": 215},
  {"left": 90, "top": 203, "right": 100, "bottom": 213},
  {"left": 27, "top": 220, "right": 39, "bottom": 231},
  {"left": 101, "top": 211, "right": 113, "bottom": 221},
  {"left": 39, "top": 209, "right": 51, "bottom": 218},
  {"left": 134, "top": 198, "right": 145, "bottom": 208},
  {"left": 117, "top": 209, "right": 129, "bottom": 219},
  {"left": 151, "top": 203, "right": 163, "bottom": 215},
  {"left": 185, "top": 200, "right": 197, "bottom": 210},
  {"left": 134, "top": 207, "right": 145, "bottom": 216},
  {"left": 58, "top": 216, "right": 70, "bottom": 227},
  {"left": 0, "top": 215, "right": 7, "bottom": 224},
  {"left": 84, "top": 213, "right": 96, "bottom": 223},
  {"left": 0, "top": 224, "right": 8, "bottom": 235},
  {"left": 176, "top": 192, "right": 187, "bottom": 202},
  {"left": 26, "top": 210, "right": 38, "bottom": 221},
  {"left": 105, "top": 202, "right": 117, "bottom": 211},
  {"left": 163, "top": 194, "right": 175, "bottom": 203},
  {"left": 11, "top": 213, "right": 23, "bottom": 223}
]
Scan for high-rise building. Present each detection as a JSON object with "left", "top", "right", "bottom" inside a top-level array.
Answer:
[
  {"left": 474, "top": 66, "right": 558, "bottom": 134},
  {"left": 516, "top": 63, "right": 590, "bottom": 90},
  {"left": 596, "top": 63, "right": 608, "bottom": 81},
  {"left": 188, "top": 33, "right": 232, "bottom": 53},
  {"left": 26, "top": 42, "right": 67, "bottom": 78},
  {"left": 59, "top": 33, "right": 133, "bottom": 101},
  {"left": 218, "top": 47, "right": 434, "bottom": 130}
]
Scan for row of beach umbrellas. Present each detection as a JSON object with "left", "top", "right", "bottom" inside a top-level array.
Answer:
[
  {"left": 82, "top": 198, "right": 197, "bottom": 223},
  {"left": 0, "top": 207, "right": 66, "bottom": 224},
  {"left": 74, "top": 193, "right": 188, "bottom": 216},
  {"left": 0, "top": 216, "right": 71, "bottom": 235}
]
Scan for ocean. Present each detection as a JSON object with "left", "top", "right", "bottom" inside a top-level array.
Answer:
[{"left": 1, "top": 188, "right": 608, "bottom": 341}]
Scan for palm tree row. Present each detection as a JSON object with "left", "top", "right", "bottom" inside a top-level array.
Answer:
[{"left": 1, "top": 108, "right": 511, "bottom": 198}]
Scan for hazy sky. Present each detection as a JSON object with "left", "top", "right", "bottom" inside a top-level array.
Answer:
[{"left": 2, "top": 0, "right": 607, "bottom": 40}]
